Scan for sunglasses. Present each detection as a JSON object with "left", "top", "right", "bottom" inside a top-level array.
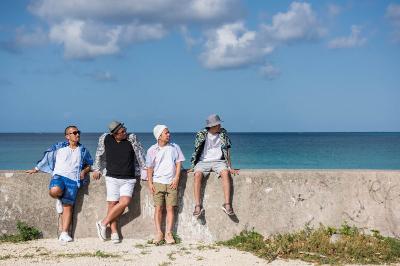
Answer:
[{"left": 68, "top": 130, "right": 81, "bottom": 136}]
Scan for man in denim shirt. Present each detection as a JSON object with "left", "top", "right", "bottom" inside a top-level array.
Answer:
[{"left": 26, "top": 125, "right": 93, "bottom": 242}]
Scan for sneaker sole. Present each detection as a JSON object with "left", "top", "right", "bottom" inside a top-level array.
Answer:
[{"left": 96, "top": 222, "right": 106, "bottom": 241}]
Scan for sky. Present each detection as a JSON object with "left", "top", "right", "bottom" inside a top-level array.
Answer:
[{"left": 0, "top": 0, "right": 399, "bottom": 133}]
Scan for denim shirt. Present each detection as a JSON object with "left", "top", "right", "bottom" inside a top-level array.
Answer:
[
  {"left": 190, "top": 128, "right": 232, "bottom": 169},
  {"left": 36, "top": 141, "right": 93, "bottom": 187}
]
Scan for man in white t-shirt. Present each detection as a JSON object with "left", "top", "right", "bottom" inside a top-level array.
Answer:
[
  {"left": 189, "top": 114, "right": 239, "bottom": 218},
  {"left": 146, "top": 125, "right": 185, "bottom": 244},
  {"left": 26, "top": 125, "right": 93, "bottom": 242}
]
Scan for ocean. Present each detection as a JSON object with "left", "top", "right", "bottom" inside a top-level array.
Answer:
[{"left": 0, "top": 132, "right": 399, "bottom": 170}]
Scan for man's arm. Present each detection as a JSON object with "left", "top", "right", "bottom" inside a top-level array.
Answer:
[
  {"left": 147, "top": 168, "right": 155, "bottom": 194},
  {"left": 170, "top": 161, "right": 182, "bottom": 189},
  {"left": 226, "top": 149, "right": 239, "bottom": 175},
  {"left": 92, "top": 133, "right": 106, "bottom": 180},
  {"left": 26, "top": 168, "right": 39, "bottom": 174},
  {"left": 80, "top": 165, "right": 91, "bottom": 179}
]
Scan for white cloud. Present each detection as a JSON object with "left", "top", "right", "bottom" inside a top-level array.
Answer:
[
  {"left": 386, "top": 3, "right": 400, "bottom": 43},
  {"left": 328, "top": 25, "right": 366, "bottom": 49},
  {"left": 200, "top": 2, "right": 324, "bottom": 70},
  {"left": 0, "top": 26, "right": 48, "bottom": 53},
  {"left": 29, "top": 0, "right": 242, "bottom": 24},
  {"left": 180, "top": 26, "right": 199, "bottom": 49},
  {"left": 259, "top": 64, "right": 281, "bottom": 80},
  {"left": 49, "top": 20, "right": 120, "bottom": 59},
  {"left": 27, "top": 0, "right": 242, "bottom": 59},
  {"left": 200, "top": 22, "right": 273, "bottom": 69},
  {"left": 261, "top": 2, "right": 325, "bottom": 43},
  {"left": 120, "top": 23, "right": 167, "bottom": 44}
]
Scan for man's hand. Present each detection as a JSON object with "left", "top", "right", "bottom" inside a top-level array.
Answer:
[
  {"left": 80, "top": 170, "right": 87, "bottom": 180},
  {"left": 186, "top": 168, "right": 194, "bottom": 173},
  {"left": 229, "top": 168, "right": 239, "bottom": 176},
  {"left": 25, "top": 168, "right": 38, "bottom": 174},
  {"left": 169, "top": 177, "right": 179, "bottom": 190},
  {"left": 92, "top": 171, "right": 101, "bottom": 180},
  {"left": 148, "top": 182, "right": 156, "bottom": 194}
]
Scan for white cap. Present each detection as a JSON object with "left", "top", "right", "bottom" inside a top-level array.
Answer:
[{"left": 153, "top": 124, "right": 167, "bottom": 140}]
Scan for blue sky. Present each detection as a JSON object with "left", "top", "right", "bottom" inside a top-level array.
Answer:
[{"left": 0, "top": 0, "right": 399, "bottom": 132}]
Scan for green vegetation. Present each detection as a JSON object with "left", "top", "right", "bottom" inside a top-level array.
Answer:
[
  {"left": 172, "top": 232, "right": 181, "bottom": 244},
  {"left": 56, "top": 250, "right": 119, "bottom": 258},
  {"left": 0, "top": 255, "right": 12, "bottom": 260},
  {"left": 0, "top": 221, "right": 41, "bottom": 243},
  {"left": 219, "top": 223, "right": 400, "bottom": 264},
  {"left": 167, "top": 251, "right": 176, "bottom": 261},
  {"left": 148, "top": 233, "right": 181, "bottom": 246},
  {"left": 158, "top": 262, "right": 171, "bottom": 266}
]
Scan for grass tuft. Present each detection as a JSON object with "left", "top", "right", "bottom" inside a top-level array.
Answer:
[
  {"left": 218, "top": 224, "right": 400, "bottom": 264},
  {"left": 0, "top": 221, "right": 41, "bottom": 243}
]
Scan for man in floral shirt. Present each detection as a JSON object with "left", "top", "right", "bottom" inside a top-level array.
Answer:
[{"left": 189, "top": 114, "right": 239, "bottom": 218}]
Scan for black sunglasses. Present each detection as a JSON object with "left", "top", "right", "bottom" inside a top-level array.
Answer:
[{"left": 68, "top": 130, "right": 81, "bottom": 136}]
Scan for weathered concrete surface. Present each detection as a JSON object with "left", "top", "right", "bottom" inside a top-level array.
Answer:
[{"left": 1, "top": 170, "right": 400, "bottom": 242}]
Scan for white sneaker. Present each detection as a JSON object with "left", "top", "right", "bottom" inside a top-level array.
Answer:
[
  {"left": 96, "top": 220, "right": 107, "bottom": 241},
  {"left": 58, "top": 232, "right": 72, "bottom": 242},
  {"left": 111, "top": 233, "right": 121, "bottom": 244},
  {"left": 56, "top": 199, "right": 63, "bottom": 214}
]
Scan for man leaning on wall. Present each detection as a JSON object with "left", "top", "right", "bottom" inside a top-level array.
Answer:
[
  {"left": 26, "top": 125, "right": 93, "bottom": 242},
  {"left": 92, "top": 121, "right": 146, "bottom": 243}
]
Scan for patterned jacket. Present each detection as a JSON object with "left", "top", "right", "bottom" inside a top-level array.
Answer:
[
  {"left": 92, "top": 133, "right": 146, "bottom": 179},
  {"left": 36, "top": 141, "right": 93, "bottom": 187},
  {"left": 190, "top": 128, "right": 232, "bottom": 169}
]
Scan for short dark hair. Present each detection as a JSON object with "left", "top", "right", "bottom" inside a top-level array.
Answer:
[{"left": 64, "top": 125, "right": 78, "bottom": 135}]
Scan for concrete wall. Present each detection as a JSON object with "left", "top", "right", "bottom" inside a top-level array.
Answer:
[{"left": 1, "top": 170, "right": 400, "bottom": 242}]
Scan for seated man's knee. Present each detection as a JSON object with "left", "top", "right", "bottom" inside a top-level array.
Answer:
[
  {"left": 194, "top": 171, "right": 203, "bottom": 179},
  {"left": 220, "top": 169, "right": 230, "bottom": 178}
]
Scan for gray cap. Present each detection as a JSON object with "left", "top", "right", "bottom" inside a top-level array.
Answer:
[
  {"left": 206, "top": 114, "right": 223, "bottom": 127},
  {"left": 108, "top": 121, "right": 124, "bottom": 133}
]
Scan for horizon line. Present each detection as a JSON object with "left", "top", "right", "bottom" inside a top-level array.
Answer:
[{"left": 1, "top": 131, "right": 399, "bottom": 134}]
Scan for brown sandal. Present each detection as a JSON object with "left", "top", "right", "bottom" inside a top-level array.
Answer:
[
  {"left": 165, "top": 232, "right": 175, "bottom": 244},
  {"left": 193, "top": 204, "right": 204, "bottom": 218},
  {"left": 222, "top": 203, "right": 235, "bottom": 216},
  {"left": 152, "top": 232, "right": 164, "bottom": 244}
]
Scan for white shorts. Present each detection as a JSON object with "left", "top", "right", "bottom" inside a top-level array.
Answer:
[{"left": 105, "top": 176, "right": 136, "bottom": 202}]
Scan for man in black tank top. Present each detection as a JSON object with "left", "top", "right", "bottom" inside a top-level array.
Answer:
[{"left": 92, "top": 121, "right": 146, "bottom": 243}]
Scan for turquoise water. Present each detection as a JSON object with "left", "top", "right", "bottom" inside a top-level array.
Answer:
[{"left": 0, "top": 133, "right": 399, "bottom": 170}]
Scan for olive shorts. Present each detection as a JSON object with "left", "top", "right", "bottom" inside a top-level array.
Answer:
[{"left": 153, "top": 182, "right": 178, "bottom": 207}]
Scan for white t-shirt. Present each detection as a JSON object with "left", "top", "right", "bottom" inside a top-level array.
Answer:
[
  {"left": 146, "top": 143, "right": 185, "bottom": 184},
  {"left": 53, "top": 146, "right": 81, "bottom": 180},
  {"left": 200, "top": 132, "right": 223, "bottom": 162}
]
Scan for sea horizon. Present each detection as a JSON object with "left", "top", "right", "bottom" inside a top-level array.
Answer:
[{"left": 1, "top": 132, "right": 399, "bottom": 170}]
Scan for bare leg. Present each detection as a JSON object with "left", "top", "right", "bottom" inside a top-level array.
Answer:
[
  {"left": 219, "top": 170, "right": 231, "bottom": 205},
  {"left": 62, "top": 204, "right": 73, "bottom": 232},
  {"left": 165, "top": 206, "right": 175, "bottom": 233},
  {"left": 107, "top": 201, "right": 118, "bottom": 234},
  {"left": 49, "top": 187, "right": 63, "bottom": 232},
  {"left": 194, "top": 171, "right": 203, "bottom": 206},
  {"left": 101, "top": 197, "right": 131, "bottom": 226},
  {"left": 154, "top": 206, "right": 163, "bottom": 234}
]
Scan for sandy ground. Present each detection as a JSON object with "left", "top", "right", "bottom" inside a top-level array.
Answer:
[{"left": 0, "top": 238, "right": 313, "bottom": 266}]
